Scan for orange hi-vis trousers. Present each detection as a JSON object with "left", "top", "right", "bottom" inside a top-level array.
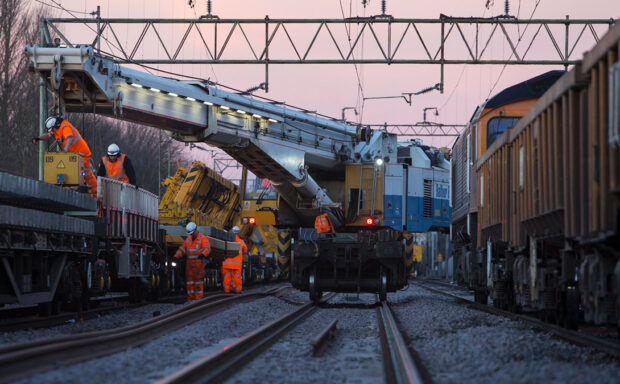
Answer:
[
  {"left": 222, "top": 267, "right": 242, "bottom": 293},
  {"left": 186, "top": 260, "right": 205, "bottom": 301}
]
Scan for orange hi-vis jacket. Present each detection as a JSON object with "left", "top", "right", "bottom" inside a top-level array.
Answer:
[
  {"left": 174, "top": 232, "right": 211, "bottom": 261},
  {"left": 223, "top": 235, "right": 247, "bottom": 270},
  {"left": 315, "top": 213, "right": 335, "bottom": 234},
  {"left": 102, "top": 154, "right": 129, "bottom": 183},
  {"left": 53, "top": 120, "right": 96, "bottom": 195},
  {"left": 54, "top": 120, "right": 91, "bottom": 159}
]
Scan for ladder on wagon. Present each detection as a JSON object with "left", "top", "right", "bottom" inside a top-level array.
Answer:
[{"left": 357, "top": 164, "right": 378, "bottom": 217}]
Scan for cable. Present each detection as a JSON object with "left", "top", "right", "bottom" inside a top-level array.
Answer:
[
  {"left": 339, "top": 0, "right": 366, "bottom": 124},
  {"left": 485, "top": 0, "right": 542, "bottom": 99},
  {"left": 190, "top": 3, "right": 219, "bottom": 84},
  {"left": 45, "top": 0, "right": 155, "bottom": 75},
  {"left": 438, "top": 64, "right": 467, "bottom": 112},
  {"left": 282, "top": 120, "right": 354, "bottom": 144},
  {"left": 42, "top": 3, "right": 353, "bottom": 126},
  {"left": 34, "top": 0, "right": 94, "bottom": 15}
]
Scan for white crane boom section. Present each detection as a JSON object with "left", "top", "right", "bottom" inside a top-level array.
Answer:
[{"left": 25, "top": 46, "right": 399, "bottom": 225}]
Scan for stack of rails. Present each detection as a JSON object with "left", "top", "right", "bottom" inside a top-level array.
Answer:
[{"left": 0, "top": 171, "right": 96, "bottom": 307}]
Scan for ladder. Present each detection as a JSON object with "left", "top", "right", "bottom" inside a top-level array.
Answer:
[{"left": 357, "top": 165, "right": 378, "bottom": 216}]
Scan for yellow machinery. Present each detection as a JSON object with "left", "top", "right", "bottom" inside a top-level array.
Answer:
[
  {"left": 237, "top": 168, "right": 280, "bottom": 281},
  {"left": 159, "top": 161, "right": 280, "bottom": 285},
  {"left": 43, "top": 152, "right": 85, "bottom": 186},
  {"left": 159, "top": 161, "right": 240, "bottom": 230}
]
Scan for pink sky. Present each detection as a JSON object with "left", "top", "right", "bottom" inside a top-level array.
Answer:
[{"left": 39, "top": 1, "right": 619, "bottom": 154}]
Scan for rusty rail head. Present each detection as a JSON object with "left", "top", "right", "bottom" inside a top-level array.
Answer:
[{"left": 310, "top": 319, "right": 338, "bottom": 357}]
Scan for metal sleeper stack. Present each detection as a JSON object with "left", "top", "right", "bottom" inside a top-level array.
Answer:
[
  {"left": 0, "top": 205, "right": 94, "bottom": 235},
  {"left": 97, "top": 177, "right": 158, "bottom": 219},
  {"left": 0, "top": 171, "right": 97, "bottom": 213}
]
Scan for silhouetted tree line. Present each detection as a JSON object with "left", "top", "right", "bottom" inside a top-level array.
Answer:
[{"left": 0, "top": 0, "right": 191, "bottom": 195}]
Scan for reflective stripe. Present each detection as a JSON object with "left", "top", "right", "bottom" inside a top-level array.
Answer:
[
  {"left": 59, "top": 122, "right": 82, "bottom": 150},
  {"left": 232, "top": 273, "right": 242, "bottom": 277},
  {"left": 223, "top": 261, "right": 242, "bottom": 265},
  {"left": 103, "top": 154, "right": 128, "bottom": 181},
  {"left": 187, "top": 255, "right": 201, "bottom": 259}
]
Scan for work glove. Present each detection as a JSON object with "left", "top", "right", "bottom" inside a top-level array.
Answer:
[{"left": 31, "top": 137, "right": 41, "bottom": 144}]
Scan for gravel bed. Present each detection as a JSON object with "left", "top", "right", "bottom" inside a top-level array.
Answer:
[
  {"left": 225, "top": 292, "right": 384, "bottom": 384},
  {"left": 0, "top": 303, "right": 179, "bottom": 347},
  {"left": 16, "top": 296, "right": 295, "bottom": 384},
  {"left": 0, "top": 282, "right": 289, "bottom": 348},
  {"left": 391, "top": 284, "right": 620, "bottom": 384}
]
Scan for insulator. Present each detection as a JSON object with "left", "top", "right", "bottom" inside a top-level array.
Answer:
[
  {"left": 505, "top": 0, "right": 510, "bottom": 16},
  {"left": 381, "top": 0, "right": 386, "bottom": 14},
  {"left": 207, "top": 0, "right": 212, "bottom": 15}
]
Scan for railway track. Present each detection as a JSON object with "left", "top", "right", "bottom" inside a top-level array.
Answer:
[
  {"left": 412, "top": 279, "right": 620, "bottom": 358},
  {"left": 157, "top": 293, "right": 430, "bottom": 384},
  {"left": 0, "top": 294, "right": 187, "bottom": 333},
  {"left": 378, "top": 299, "right": 430, "bottom": 384},
  {"left": 0, "top": 286, "right": 290, "bottom": 383}
]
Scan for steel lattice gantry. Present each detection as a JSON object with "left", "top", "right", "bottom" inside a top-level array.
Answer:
[
  {"left": 33, "top": 14, "right": 616, "bottom": 162},
  {"left": 41, "top": 15, "right": 615, "bottom": 86}
]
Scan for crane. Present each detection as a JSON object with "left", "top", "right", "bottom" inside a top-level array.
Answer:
[{"left": 24, "top": 45, "right": 450, "bottom": 301}]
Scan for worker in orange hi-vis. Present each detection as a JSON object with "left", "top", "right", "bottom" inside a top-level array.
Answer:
[
  {"left": 223, "top": 226, "right": 247, "bottom": 294},
  {"left": 314, "top": 213, "right": 335, "bottom": 234},
  {"left": 173, "top": 222, "right": 211, "bottom": 302},
  {"left": 97, "top": 144, "right": 137, "bottom": 186},
  {"left": 33, "top": 116, "right": 97, "bottom": 196}
]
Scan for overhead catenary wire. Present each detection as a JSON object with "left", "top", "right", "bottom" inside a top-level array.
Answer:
[
  {"left": 44, "top": 0, "right": 156, "bottom": 76},
  {"left": 339, "top": 0, "right": 366, "bottom": 124},
  {"left": 34, "top": 0, "right": 94, "bottom": 15},
  {"left": 41, "top": 0, "right": 346, "bottom": 125},
  {"left": 485, "top": 0, "right": 543, "bottom": 100}
]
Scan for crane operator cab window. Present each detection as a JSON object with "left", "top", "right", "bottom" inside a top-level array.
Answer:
[
  {"left": 486, "top": 116, "right": 520, "bottom": 147},
  {"left": 243, "top": 169, "right": 278, "bottom": 201}
]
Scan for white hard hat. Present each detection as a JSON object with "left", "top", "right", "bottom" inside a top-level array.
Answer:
[
  {"left": 107, "top": 143, "right": 120, "bottom": 156},
  {"left": 232, "top": 226, "right": 240, "bottom": 234},
  {"left": 45, "top": 116, "right": 61, "bottom": 132},
  {"left": 186, "top": 222, "right": 197, "bottom": 235}
]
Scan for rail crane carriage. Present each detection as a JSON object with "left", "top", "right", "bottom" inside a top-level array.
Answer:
[{"left": 23, "top": 45, "right": 450, "bottom": 301}]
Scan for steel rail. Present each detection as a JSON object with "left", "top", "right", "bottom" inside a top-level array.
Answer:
[
  {"left": 412, "top": 281, "right": 620, "bottom": 358},
  {"left": 156, "top": 292, "right": 337, "bottom": 384},
  {"left": 0, "top": 287, "right": 289, "bottom": 383},
  {"left": 378, "top": 301, "right": 428, "bottom": 384},
  {"left": 310, "top": 318, "right": 338, "bottom": 357}
]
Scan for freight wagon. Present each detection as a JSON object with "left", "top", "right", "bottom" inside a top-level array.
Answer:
[
  {"left": 0, "top": 169, "right": 240, "bottom": 313},
  {"left": 471, "top": 23, "right": 620, "bottom": 328},
  {"left": 450, "top": 71, "right": 563, "bottom": 296}
]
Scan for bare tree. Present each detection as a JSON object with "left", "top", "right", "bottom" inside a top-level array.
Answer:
[
  {"left": 0, "top": 1, "right": 194, "bottom": 194},
  {"left": 0, "top": 0, "right": 41, "bottom": 174}
]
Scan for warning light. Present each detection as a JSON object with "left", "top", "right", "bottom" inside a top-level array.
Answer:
[
  {"left": 366, "top": 217, "right": 374, "bottom": 225},
  {"left": 248, "top": 217, "right": 256, "bottom": 225}
]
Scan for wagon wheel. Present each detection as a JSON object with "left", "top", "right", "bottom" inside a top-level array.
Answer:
[
  {"left": 379, "top": 266, "right": 387, "bottom": 302},
  {"left": 309, "top": 265, "right": 322, "bottom": 303}
]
